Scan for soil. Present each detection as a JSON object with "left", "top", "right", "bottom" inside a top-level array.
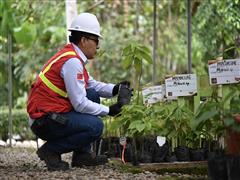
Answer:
[{"left": 0, "top": 147, "right": 207, "bottom": 180}]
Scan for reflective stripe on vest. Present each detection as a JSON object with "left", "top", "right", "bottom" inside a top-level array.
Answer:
[{"left": 39, "top": 51, "right": 76, "bottom": 98}]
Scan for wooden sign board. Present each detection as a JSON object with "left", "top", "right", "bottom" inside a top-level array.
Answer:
[
  {"left": 165, "top": 74, "right": 197, "bottom": 97},
  {"left": 208, "top": 59, "right": 240, "bottom": 85},
  {"left": 142, "top": 85, "right": 165, "bottom": 104}
]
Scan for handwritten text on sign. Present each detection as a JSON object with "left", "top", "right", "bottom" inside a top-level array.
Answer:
[
  {"left": 142, "top": 85, "right": 165, "bottom": 104},
  {"left": 165, "top": 74, "right": 197, "bottom": 97},
  {"left": 208, "top": 59, "right": 240, "bottom": 85}
]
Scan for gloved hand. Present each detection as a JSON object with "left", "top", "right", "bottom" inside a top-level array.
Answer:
[
  {"left": 109, "top": 103, "right": 122, "bottom": 116},
  {"left": 112, "top": 81, "right": 131, "bottom": 96},
  {"left": 117, "top": 84, "right": 132, "bottom": 106}
]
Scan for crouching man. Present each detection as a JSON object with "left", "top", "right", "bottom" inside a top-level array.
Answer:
[{"left": 27, "top": 12, "right": 131, "bottom": 171}]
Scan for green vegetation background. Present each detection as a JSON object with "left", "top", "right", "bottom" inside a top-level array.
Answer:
[{"left": 0, "top": 0, "right": 239, "bottom": 140}]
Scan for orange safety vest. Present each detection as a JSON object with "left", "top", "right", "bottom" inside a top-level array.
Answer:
[{"left": 27, "top": 44, "right": 89, "bottom": 119}]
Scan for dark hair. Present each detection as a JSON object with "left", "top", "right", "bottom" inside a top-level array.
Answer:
[{"left": 69, "top": 31, "right": 98, "bottom": 45}]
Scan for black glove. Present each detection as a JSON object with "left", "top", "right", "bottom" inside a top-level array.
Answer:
[
  {"left": 112, "top": 81, "right": 131, "bottom": 96},
  {"left": 109, "top": 103, "right": 122, "bottom": 116},
  {"left": 117, "top": 84, "right": 132, "bottom": 106}
]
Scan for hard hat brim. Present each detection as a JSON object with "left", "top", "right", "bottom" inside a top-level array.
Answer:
[{"left": 68, "top": 28, "right": 102, "bottom": 38}]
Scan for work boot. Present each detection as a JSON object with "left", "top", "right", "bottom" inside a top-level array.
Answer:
[
  {"left": 71, "top": 151, "right": 108, "bottom": 167},
  {"left": 37, "top": 146, "right": 69, "bottom": 171}
]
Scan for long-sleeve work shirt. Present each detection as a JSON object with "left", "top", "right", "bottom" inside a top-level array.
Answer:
[{"left": 60, "top": 43, "right": 114, "bottom": 116}]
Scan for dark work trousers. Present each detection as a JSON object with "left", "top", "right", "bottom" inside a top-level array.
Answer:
[{"left": 31, "top": 89, "right": 103, "bottom": 154}]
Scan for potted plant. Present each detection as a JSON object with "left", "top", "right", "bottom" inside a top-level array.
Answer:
[
  {"left": 223, "top": 86, "right": 240, "bottom": 155},
  {"left": 109, "top": 42, "right": 155, "bottom": 164},
  {"left": 191, "top": 87, "right": 225, "bottom": 154},
  {"left": 193, "top": 84, "right": 240, "bottom": 179},
  {"left": 162, "top": 99, "right": 194, "bottom": 161}
]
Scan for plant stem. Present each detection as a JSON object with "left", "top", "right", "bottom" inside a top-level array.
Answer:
[{"left": 136, "top": 64, "right": 142, "bottom": 105}]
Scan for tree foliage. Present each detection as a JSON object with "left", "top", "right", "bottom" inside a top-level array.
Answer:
[
  {"left": 0, "top": 0, "right": 66, "bottom": 106},
  {"left": 193, "top": 0, "right": 240, "bottom": 63},
  {"left": 0, "top": 0, "right": 239, "bottom": 107}
]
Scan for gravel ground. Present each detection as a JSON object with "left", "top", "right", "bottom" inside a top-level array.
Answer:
[{"left": 0, "top": 147, "right": 207, "bottom": 180}]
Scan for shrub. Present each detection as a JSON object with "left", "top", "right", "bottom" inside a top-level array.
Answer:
[{"left": 0, "top": 108, "right": 34, "bottom": 141}]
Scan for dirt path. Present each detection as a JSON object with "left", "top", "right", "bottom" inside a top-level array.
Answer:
[
  {"left": 0, "top": 147, "right": 161, "bottom": 180},
  {"left": 0, "top": 147, "right": 207, "bottom": 180}
]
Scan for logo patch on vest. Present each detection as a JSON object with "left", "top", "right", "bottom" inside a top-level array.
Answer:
[{"left": 77, "top": 73, "right": 83, "bottom": 80}]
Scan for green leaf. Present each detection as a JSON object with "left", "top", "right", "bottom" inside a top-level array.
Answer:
[
  {"left": 128, "top": 120, "right": 142, "bottom": 129},
  {"left": 141, "top": 51, "right": 152, "bottom": 64},
  {"left": 122, "top": 44, "right": 132, "bottom": 56},
  {"left": 13, "top": 22, "right": 37, "bottom": 47},
  {"left": 136, "top": 123, "right": 146, "bottom": 132},
  {"left": 111, "top": 119, "right": 124, "bottom": 130},
  {"left": 133, "top": 58, "right": 142, "bottom": 74},
  {"left": 121, "top": 55, "right": 132, "bottom": 69},
  {"left": 224, "top": 117, "right": 235, "bottom": 127},
  {"left": 230, "top": 96, "right": 240, "bottom": 114},
  {"left": 138, "top": 45, "right": 151, "bottom": 54},
  {"left": 196, "top": 109, "right": 218, "bottom": 122},
  {"left": 137, "top": 46, "right": 152, "bottom": 64}
]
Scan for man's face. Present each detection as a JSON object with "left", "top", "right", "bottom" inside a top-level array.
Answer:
[{"left": 80, "top": 35, "right": 99, "bottom": 59}]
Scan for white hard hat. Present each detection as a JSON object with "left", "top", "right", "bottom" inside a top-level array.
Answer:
[{"left": 68, "top": 13, "right": 102, "bottom": 37}]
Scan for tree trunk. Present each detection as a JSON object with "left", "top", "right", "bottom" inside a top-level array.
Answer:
[{"left": 65, "top": 0, "right": 77, "bottom": 42}]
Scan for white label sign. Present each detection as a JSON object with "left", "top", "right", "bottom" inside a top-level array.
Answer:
[
  {"left": 157, "top": 136, "right": 166, "bottom": 147},
  {"left": 165, "top": 74, "right": 197, "bottom": 97},
  {"left": 208, "top": 59, "right": 240, "bottom": 85},
  {"left": 142, "top": 85, "right": 165, "bottom": 104},
  {"left": 119, "top": 136, "right": 126, "bottom": 146}
]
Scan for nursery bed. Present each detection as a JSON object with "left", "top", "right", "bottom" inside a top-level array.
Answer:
[{"left": 139, "top": 161, "right": 208, "bottom": 175}]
